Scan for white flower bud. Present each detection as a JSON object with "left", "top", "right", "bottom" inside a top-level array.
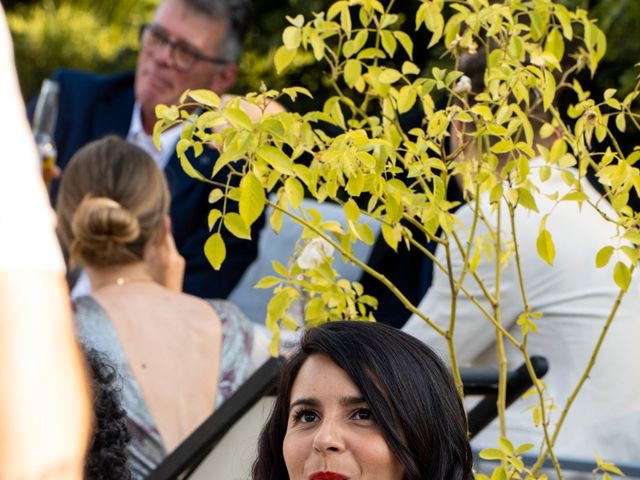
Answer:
[
  {"left": 453, "top": 75, "right": 472, "bottom": 94},
  {"left": 296, "top": 237, "right": 335, "bottom": 270}
]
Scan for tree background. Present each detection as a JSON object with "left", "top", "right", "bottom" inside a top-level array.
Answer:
[{"left": 7, "top": 0, "right": 640, "bottom": 110}]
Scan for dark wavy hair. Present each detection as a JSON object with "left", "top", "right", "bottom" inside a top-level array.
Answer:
[
  {"left": 83, "top": 348, "right": 131, "bottom": 480},
  {"left": 252, "top": 321, "right": 473, "bottom": 480}
]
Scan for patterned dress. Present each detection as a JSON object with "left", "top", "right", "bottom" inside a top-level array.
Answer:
[{"left": 74, "top": 297, "right": 254, "bottom": 479}]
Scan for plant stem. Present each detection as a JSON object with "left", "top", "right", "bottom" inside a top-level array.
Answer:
[{"left": 530, "top": 278, "right": 632, "bottom": 475}]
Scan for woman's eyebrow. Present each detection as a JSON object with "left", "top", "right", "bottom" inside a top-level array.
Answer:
[
  {"left": 289, "top": 398, "right": 319, "bottom": 411},
  {"left": 289, "top": 395, "right": 366, "bottom": 411},
  {"left": 340, "top": 395, "right": 366, "bottom": 406}
]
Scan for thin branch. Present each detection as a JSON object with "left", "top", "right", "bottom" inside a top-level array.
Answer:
[{"left": 267, "top": 200, "right": 447, "bottom": 337}]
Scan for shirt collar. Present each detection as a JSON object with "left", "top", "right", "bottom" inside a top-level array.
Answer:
[{"left": 127, "top": 102, "right": 183, "bottom": 170}]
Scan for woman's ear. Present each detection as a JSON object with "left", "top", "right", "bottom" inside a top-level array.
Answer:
[
  {"left": 162, "top": 216, "right": 172, "bottom": 239},
  {"left": 148, "top": 216, "right": 171, "bottom": 248}
]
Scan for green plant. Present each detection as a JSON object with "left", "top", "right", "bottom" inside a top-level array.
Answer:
[{"left": 157, "top": 0, "right": 638, "bottom": 477}]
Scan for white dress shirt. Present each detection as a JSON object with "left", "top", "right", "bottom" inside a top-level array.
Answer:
[
  {"left": 403, "top": 159, "right": 640, "bottom": 465},
  {"left": 126, "top": 101, "right": 183, "bottom": 171}
]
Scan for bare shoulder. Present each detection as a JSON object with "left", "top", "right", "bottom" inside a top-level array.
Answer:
[
  {"left": 93, "top": 284, "right": 222, "bottom": 334},
  {"left": 162, "top": 289, "right": 221, "bottom": 322}
]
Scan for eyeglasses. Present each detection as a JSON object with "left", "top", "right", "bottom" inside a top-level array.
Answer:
[{"left": 139, "top": 23, "right": 230, "bottom": 72}]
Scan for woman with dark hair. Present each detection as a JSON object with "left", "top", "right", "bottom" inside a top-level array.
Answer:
[{"left": 253, "top": 320, "right": 473, "bottom": 480}]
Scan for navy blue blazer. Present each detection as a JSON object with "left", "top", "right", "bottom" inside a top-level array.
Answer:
[{"left": 37, "top": 69, "right": 261, "bottom": 299}]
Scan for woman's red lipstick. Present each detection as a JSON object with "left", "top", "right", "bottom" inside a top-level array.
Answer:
[{"left": 310, "top": 472, "right": 348, "bottom": 480}]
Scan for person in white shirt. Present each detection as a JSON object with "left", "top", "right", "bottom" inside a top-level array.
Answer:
[{"left": 403, "top": 47, "right": 640, "bottom": 468}]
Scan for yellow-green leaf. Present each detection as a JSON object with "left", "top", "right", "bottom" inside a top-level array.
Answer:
[
  {"left": 515, "top": 443, "right": 535, "bottom": 455},
  {"left": 539, "top": 165, "right": 552, "bottom": 182},
  {"left": 599, "top": 461, "right": 624, "bottom": 476},
  {"left": 498, "top": 437, "right": 514, "bottom": 455},
  {"left": 179, "top": 150, "right": 209, "bottom": 183},
  {"left": 479, "top": 448, "right": 504, "bottom": 461},
  {"left": 491, "top": 140, "right": 514, "bottom": 154},
  {"left": 545, "top": 28, "right": 565, "bottom": 62},
  {"left": 176, "top": 138, "right": 190, "bottom": 158},
  {"left": 268, "top": 329, "right": 280, "bottom": 357},
  {"left": 540, "top": 123, "right": 556, "bottom": 139},
  {"left": 397, "top": 85, "right": 417, "bottom": 114},
  {"left": 224, "top": 105, "right": 253, "bottom": 130},
  {"left": 207, "top": 208, "right": 222, "bottom": 231},
  {"left": 188, "top": 89, "right": 221, "bottom": 108},
  {"left": 427, "top": 110, "right": 449, "bottom": 138},
  {"left": 471, "top": 104, "right": 493, "bottom": 120},
  {"left": 282, "top": 26, "right": 301, "bottom": 49},
  {"left": 615, "top": 113, "right": 626, "bottom": 133},
  {"left": 204, "top": 232, "right": 226, "bottom": 270},
  {"left": 281, "top": 86, "right": 313, "bottom": 100},
  {"left": 274, "top": 45, "right": 297, "bottom": 74},
  {"left": 286, "top": 14, "right": 304, "bottom": 28},
  {"left": 381, "top": 223, "right": 400, "bottom": 251},
  {"left": 543, "top": 71, "right": 556, "bottom": 110},
  {"left": 555, "top": 4, "right": 573, "bottom": 40},
  {"left": 254, "top": 276, "right": 281, "bottom": 289},
  {"left": 518, "top": 188, "right": 539, "bottom": 212},
  {"left": 305, "top": 297, "right": 325, "bottom": 322},
  {"left": 379, "top": 68, "right": 402, "bottom": 84},
  {"left": 281, "top": 314, "right": 299, "bottom": 331},
  {"left": 613, "top": 261, "right": 632, "bottom": 292},
  {"left": 239, "top": 172, "right": 266, "bottom": 227},
  {"left": 257, "top": 145, "right": 295, "bottom": 175},
  {"left": 224, "top": 212, "right": 252, "bottom": 239},
  {"left": 419, "top": 2, "right": 444, "bottom": 48},
  {"left": 394, "top": 31, "right": 413, "bottom": 59},
  {"left": 354, "top": 222, "right": 375, "bottom": 245},
  {"left": 268, "top": 289, "right": 293, "bottom": 321},
  {"left": 208, "top": 188, "right": 224, "bottom": 204},
  {"left": 380, "top": 30, "right": 397, "bottom": 57},
  {"left": 491, "top": 467, "right": 507, "bottom": 480},
  {"left": 156, "top": 104, "right": 179, "bottom": 121},
  {"left": 327, "top": 0, "right": 347, "bottom": 20},
  {"left": 285, "top": 177, "right": 304, "bottom": 209},
  {"left": 344, "top": 59, "right": 362, "bottom": 89},
  {"left": 344, "top": 198, "right": 360, "bottom": 222},
  {"left": 401, "top": 61, "right": 420, "bottom": 75},
  {"left": 537, "top": 229, "right": 556, "bottom": 265},
  {"left": 270, "top": 207, "right": 283, "bottom": 233},
  {"left": 272, "top": 260, "right": 288, "bottom": 277}
]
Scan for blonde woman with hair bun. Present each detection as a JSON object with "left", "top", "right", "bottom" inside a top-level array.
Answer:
[{"left": 56, "top": 135, "right": 255, "bottom": 478}]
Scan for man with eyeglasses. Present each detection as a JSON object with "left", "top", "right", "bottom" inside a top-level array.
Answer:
[{"left": 31, "top": 0, "right": 264, "bottom": 300}]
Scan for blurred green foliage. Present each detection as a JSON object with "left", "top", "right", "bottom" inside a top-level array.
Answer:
[
  {"left": 7, "top": 0, "right": 154, "bottom": 99},
  {"left": 7, "top": 0, "right": 640, "bottom": 112}
]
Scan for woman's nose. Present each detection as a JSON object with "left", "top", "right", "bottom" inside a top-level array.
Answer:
[{"left": 312, "top": 417, "right": 346, "bottom": 453}]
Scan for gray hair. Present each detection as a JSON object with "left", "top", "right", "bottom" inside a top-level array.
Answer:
[{"left": 178, "top": 0, "right": 250, "bottom": 63}]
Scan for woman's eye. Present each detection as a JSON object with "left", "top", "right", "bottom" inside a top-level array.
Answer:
[
  {"left": 353, "top": 408, "right": 374, "bottom": 422},
  {"left": 293, "top": 409, "right": 318, "bottom": 424}
]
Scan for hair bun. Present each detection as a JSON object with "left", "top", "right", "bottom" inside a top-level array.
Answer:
[{"left": 70, "top": 196, "right": 141, "bottom": 266}]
